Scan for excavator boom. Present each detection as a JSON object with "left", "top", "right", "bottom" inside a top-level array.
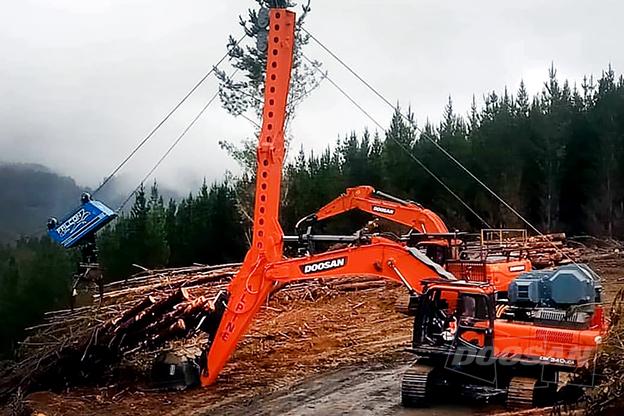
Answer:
[
  {"left": 200, "top": 7, "right": 296, "bottom": 385},
  {"left": 201, "top": 236, "right": 460, "bottom": 385},
  {"left": 266, "top": 237, "right": 456, "bottom": 288},
  {"left": 298, "top": 185, "right": 449, "bottom": 234}
]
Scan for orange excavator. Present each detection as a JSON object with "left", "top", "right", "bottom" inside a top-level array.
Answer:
[
  {"left": 293, "top": 185, "right": 531, "bottom": 295},
  {"left": 292, "top": 185, "right": 457, "bottom": 264},
  {"left": 194, "top": 7, "right": 605, "bottom": 408}
]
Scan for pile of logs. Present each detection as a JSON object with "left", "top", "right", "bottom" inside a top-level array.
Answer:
[
  {"left": 523, "top": 233, "right": 582, "bottom": 268},
  {"left": 0, "top": 264, "right": 391, "bottom": 402},
  {"left": 0, "top": 265, "right": 239, "bottom": 401},
  {"left": 471, "top": 232, "right": 583, "bottom": 268}
]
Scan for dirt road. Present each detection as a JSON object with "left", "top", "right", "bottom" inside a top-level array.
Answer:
[{"left": 215, "top": 353, "right": 486, "bottom": 416}]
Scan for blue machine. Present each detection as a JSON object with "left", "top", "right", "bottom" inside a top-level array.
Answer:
[
  {"left": 47, "top": 193, "right": 117, "bottom": 248},
  {"left": 508, "top": 264, "right": 602, "bottom": 307}
]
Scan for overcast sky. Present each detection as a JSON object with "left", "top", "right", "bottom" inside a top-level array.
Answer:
[{"left": 0, "top": 0, "right": 622, "bottom": 193}]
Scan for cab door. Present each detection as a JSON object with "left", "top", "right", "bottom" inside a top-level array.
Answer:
[
  {"left": 445, "top": 292, "right": 497, "bottom": 384},
  {"left": 412, "top": 288, "right": 459, "bottom": 348},
  {"left": 454, "top": 292, "right": 495, "bottom": 351}
]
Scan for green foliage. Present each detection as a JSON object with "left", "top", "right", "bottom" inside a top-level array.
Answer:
[
  {"left": 0, "top": 238, "right": 74, "bottom": 357},
  {"left": 0, "top": 180, "right": 240, "bottom": 359},
  {"left": 3, "top": 64, "right": 624, "bottom": 360},
  {"left": 280, "top": 65, "right": 624, "bottom": 238},
  {"left": 215, "top": 1, "right": 322, "bottom": 237},
  {"left": 99, "top": 180, "right": 246, "bottom": 281},
  {"left": 216, "top": 0, "right": 321, "bottom": 196},
  {"left": 216, "top": 0, "right": 318, "bottom": 125},
  {"left": 98, "top": 183, "right": 170, "bottom": 280}
]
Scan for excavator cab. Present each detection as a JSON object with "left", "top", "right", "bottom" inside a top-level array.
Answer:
[
  {"left": 403, "top": 283, "right": 499, "bottom": 406},
  {"left": 421, "top": 242, "right": 448, "bottom": 265},
  {"left": 401, "top": 282, "right": 500, "bottom": 407},
  {"left": 412, "top": 283, "right": 495, "bottom": 353}
]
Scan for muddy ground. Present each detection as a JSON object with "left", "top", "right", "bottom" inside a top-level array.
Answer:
[
  {"left": 216, "top": 353, "right": 490, "bottom": 416},
  {"left": 15, "top": 252, "right": 624, "bottom": 416}
]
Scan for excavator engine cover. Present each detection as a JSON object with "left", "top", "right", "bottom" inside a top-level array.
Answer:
[{"left": 508, "top": 264, "right": 601, "bottom": 307}]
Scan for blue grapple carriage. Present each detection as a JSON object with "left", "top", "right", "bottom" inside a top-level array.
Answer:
[{"left": 47, "top": 193, "right": 117, "bottom": 308}]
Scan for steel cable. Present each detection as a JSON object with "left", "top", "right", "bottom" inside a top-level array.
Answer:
[
  {"left": 117, "top": 68, "right": 241, "bottom": 213},
  {"left": 303, "top": 28, "right": 578, "bottom": 264},
  {"left": 92, "top": 33, "right": 247, "bottom": 197},
  {"left": 301, "top": 54, "right": 492, "bottom": 229}
]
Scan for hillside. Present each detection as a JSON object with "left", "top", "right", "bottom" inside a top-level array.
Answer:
[
  {"left": 0, "top": 164, "right": 83, "bottom": 243},
  {"left": 0, "top": 164, "right": 180, "bottom": 244}
]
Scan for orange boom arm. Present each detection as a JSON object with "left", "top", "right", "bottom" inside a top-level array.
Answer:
[
  {"left": 266, "top": 237, "right": 456, "bottom": 287},
  {"left": 200, "top": 8, "right": 456, "bottom": 387},
  {"left": 200, "top": 8, "right": 296, "bottom": 386},
  {"left": 307, "top": 186, "right": 449, "bottom": 234},
  {"left": 201, "top": 238, "right": 457, "bottom": 385}
]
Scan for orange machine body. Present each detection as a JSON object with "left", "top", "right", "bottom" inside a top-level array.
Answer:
[
  {"left": 300, "top": 185, "right": 532, "bottom": 293},
  {"left": 446, "top": 258, "right": 532, "bottom": 293},
  {"left": 493, "top": 320, "right": 601, "bottom": 368},
  {"left": 415, "top": 282, "right": 604, "bottom": 371}
]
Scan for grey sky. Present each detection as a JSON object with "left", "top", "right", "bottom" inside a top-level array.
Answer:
[{"left": 1, "top": 0, "right": 622, "bottom": 193}]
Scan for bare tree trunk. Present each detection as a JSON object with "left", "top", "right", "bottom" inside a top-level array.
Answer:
[{"left": 607, "top": 171, "right": 613, "bottom": 238}]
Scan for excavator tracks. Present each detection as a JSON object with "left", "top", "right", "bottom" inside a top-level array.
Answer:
[
  {"left": 507, "top": 375, "right": 558, "bottom": 409},
  {"left": 507, "top": 376, "right": 538, "bottom": 408},
  {"left": 401, "top": 363, "right": 436, "bottom": 407}
]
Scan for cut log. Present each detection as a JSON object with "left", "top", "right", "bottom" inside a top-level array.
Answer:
[{"left": 115, "top": 288, "right": 191, "bottom": 335}]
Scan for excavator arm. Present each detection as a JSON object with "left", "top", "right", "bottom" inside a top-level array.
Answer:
[
  {"left": 199, "top": 8, "right": 456, "bottom": 386},
  {"left": 296, "top": 186, "right": 449, "bottom": 235},
  {"left": 201, "top": 237, "right": 457, "bottom": 386},
  {"left": 266, "top": 237, "right": 455, "bottom": 287}
]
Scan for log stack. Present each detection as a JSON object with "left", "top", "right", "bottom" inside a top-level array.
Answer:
[
  {"left": 477, "top": 232, "right": 583, "bottom": 268},
  {"left": 524, "top": 233, "right": 582, "bottom": 268},
  {"left": 0, "top": 265, "right": 239, "bottom": 402},
  {"left": 0, "top": 264, "right": 389, "bottom": 402}
]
